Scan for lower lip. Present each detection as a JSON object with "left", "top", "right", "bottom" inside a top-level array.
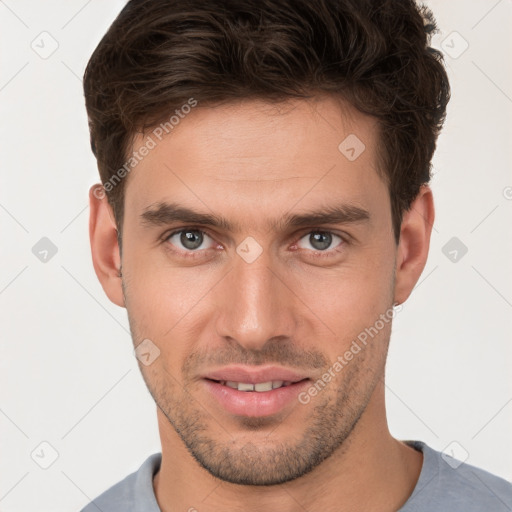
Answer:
[{"left": 203, "top": 379, "right": 310, "bottom": 417}]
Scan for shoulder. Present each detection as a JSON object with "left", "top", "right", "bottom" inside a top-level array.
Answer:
[
  {"left": 402, "top": 441, "right": 512, "bottom": 512},
  {"left": 80, "top": 453, "right": 162, "bottom": 512},
  {"left": 437, "top": 453, "right": 512, "bottom": 510}
]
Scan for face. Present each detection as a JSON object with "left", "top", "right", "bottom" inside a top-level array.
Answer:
[{"left": 103, "top": 96, "right": 409, "bottom": 485}]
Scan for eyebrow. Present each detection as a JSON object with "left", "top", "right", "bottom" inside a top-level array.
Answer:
[{"left": 140, "top": 201, "right": 370, "bottom": 232}]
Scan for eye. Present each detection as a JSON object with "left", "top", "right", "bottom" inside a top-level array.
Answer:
[
  {"left": 165, "top": 229, "right": 216, "bottom": 252},
  {"left": 296, "top": 231, "right": 344, "bottom": 252}
]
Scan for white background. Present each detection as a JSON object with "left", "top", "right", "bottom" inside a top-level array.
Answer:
[{"left": 0, "top": 1, "right": 511, "bottom": 511}]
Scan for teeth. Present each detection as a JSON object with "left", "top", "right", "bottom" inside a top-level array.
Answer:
[
  {"left": 220, "top": 380, "right": 290, "bottom": 392},
  {"left": 238, "top": 382, "right": 255, "bottom": 392},
  {"left": 254, "top": 381, "right": 273, "bottom": 392}
]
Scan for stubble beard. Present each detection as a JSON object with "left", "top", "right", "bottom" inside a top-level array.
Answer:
[{"left": 139, "top": 343, "right": 384, "bottom": 486}]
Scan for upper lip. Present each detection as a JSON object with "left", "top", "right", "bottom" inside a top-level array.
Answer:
[{"left": 202, "top": 365, "right": 310, "bottom": 384}]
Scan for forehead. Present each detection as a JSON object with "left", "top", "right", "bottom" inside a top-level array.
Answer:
[{"left": 123, "top": 96, "right": 387, "bottom": 227}]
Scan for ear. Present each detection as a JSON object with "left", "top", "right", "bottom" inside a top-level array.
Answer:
[
  {"left": 393, "top": 184, "right": 435, "bottom": 305},
  {"left": 89, "top": 184, "right": 125, "bottom": 308}
]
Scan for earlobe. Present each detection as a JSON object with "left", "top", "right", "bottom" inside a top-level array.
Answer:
[
  {"left": 393, "top": 185, "right": 435, "bottom": 306},
  {"left": 89, "top": 184, "right": 125, "bottom": 308}
]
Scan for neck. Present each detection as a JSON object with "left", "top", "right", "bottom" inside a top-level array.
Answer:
[{"left": 153, "top": 380, "right": 423, "bottom": 512}]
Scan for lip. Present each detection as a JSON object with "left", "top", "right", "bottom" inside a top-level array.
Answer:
[
  {"left": 202, "top": 365, "right": 309, "bottom": 384},
  {"left": 202, "top": 365, "right": 311, "bottom": 417}
]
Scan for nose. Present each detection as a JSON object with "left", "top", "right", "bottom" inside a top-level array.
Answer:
[{"left": 213, "top": 249, "right": 297, "bottom": 351}]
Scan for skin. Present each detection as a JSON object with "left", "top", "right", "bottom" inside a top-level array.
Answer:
[{"left": 89, "top": 95, "right": 434, "bottom": 512}]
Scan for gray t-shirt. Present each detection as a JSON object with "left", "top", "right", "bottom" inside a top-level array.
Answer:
[{"left": 80, "top": 440, "right": 512, "bottom": 511}]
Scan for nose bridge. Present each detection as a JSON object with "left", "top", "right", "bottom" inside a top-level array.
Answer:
[{"left": 214, "top": 249, "right": 295, "bottom": 350}]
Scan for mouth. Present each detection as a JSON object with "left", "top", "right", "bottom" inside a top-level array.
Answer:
[
  {"left": 204, "top": 378, "right": 306, "bottom": 392},
  {"left": 202, "top": 369, "right": 311, "bottom": 418}
]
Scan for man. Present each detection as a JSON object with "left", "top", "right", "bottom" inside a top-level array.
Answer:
[{"left": 81, "top": 0, "right": 512, "bottom": 510}]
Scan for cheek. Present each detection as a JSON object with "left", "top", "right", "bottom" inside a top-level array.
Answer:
[
  {"left": 286, "top": 261, "right": 395, "bottom": 369},
  {"left": 125, "top": 245, "right": 199, "bottom": 310},
  {"left": 311, "top": 273, "right": 394, "bottom": 377},
  {"left": 123, "top": 255, "right": 220, "bottom": 357},
  {"left": 292, "top": 252, "right": 394, "bottom": 325}
]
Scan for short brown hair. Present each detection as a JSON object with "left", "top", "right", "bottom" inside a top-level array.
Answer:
[{"left": 83, "top": 0, "right": 450, "bottom": 244}]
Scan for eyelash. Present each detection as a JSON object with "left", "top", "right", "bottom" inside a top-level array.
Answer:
[{"left": 161, "top": 227, "right": 349, "bottom": 260}]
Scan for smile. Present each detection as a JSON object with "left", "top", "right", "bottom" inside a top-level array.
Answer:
[{"left": 209, "top": 380, "right": 295, "bottom": 392}]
